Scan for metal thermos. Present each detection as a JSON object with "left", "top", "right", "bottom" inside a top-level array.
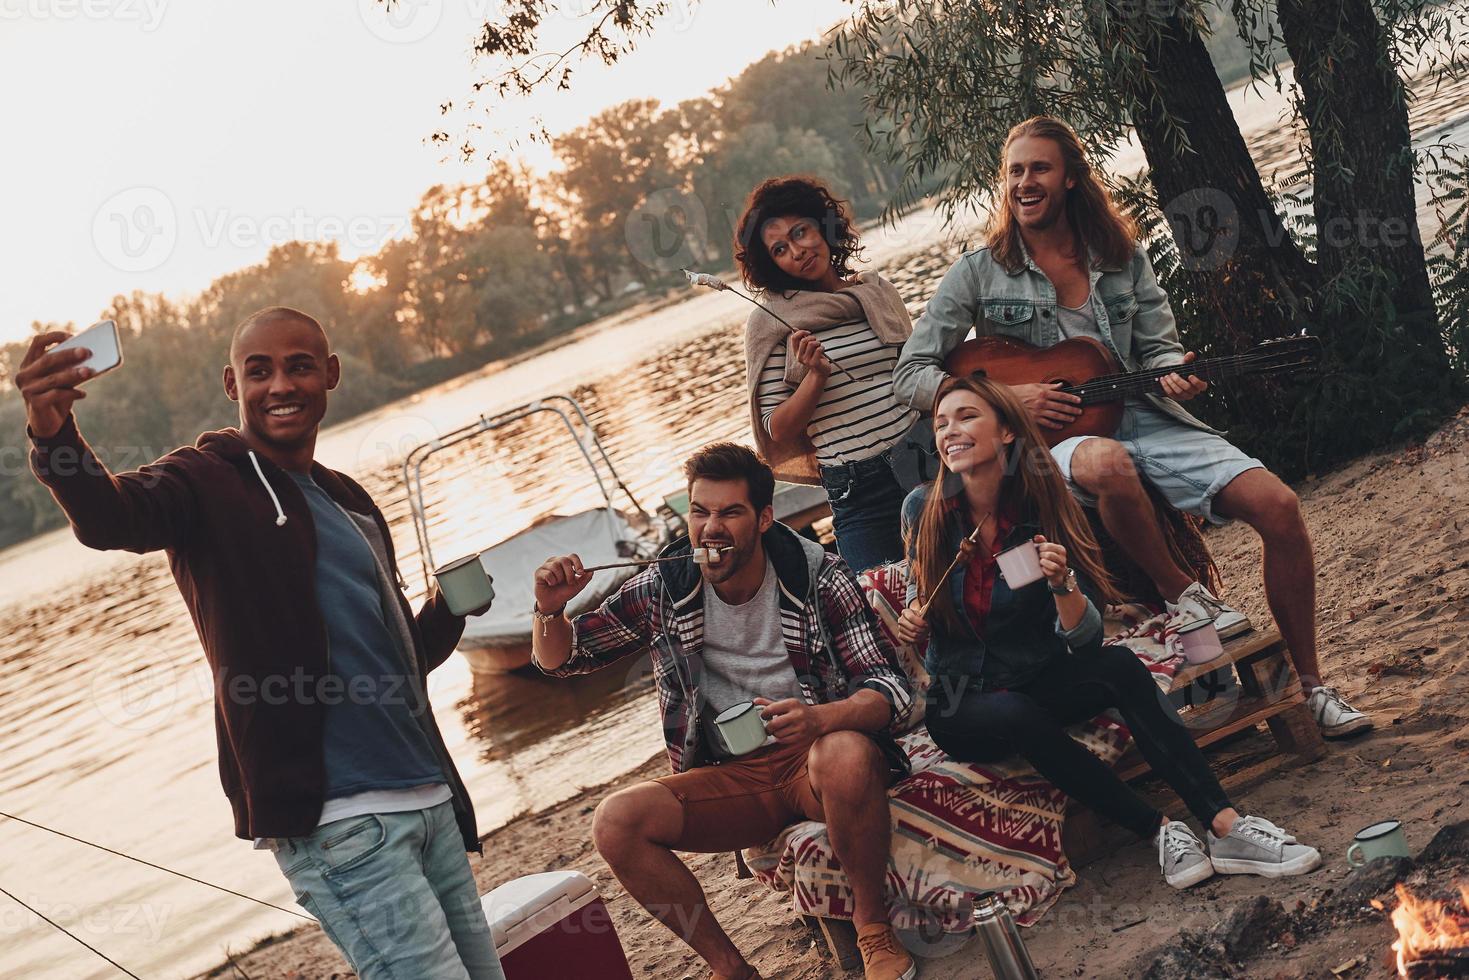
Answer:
[{"left": 974, "top": 894, "right": 1039, "bottom": 980}]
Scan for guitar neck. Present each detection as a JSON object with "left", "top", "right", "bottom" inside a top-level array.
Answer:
[{"left": 1067, "top": 349, "right": 1304, "bottom": 405}]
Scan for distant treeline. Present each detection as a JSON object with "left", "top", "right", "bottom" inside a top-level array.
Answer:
[{"left": 0, "top": 26, "right": 1268, "bottom": 553}]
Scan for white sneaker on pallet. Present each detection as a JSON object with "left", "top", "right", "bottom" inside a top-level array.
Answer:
[
  {"left": 1166, "top": 581, "right": 1252, "bottom": 639},
  {"left": 1307, "top": 685, "right": 1374, "bottom": 739}
]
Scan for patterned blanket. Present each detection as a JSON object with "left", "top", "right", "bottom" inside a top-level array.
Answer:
[{"left": 743, "top": 561, "right": 1186, "bottom": 932}]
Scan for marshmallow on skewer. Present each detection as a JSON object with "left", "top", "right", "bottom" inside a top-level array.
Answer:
[{"left": 692, "top": 545, "right": 731, "bottom": 565}]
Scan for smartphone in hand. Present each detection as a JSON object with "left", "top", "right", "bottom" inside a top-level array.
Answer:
[{"left": 53, "top": 319, "right": 123, "bottom": 381}]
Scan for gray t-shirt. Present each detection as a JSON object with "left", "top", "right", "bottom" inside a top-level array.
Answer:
[
  {"left": 698, "top": 557, "right": 804, "bottom": 724},
  {"left": 1056, "top": 293, "right": 1103, "bottom": 343}
]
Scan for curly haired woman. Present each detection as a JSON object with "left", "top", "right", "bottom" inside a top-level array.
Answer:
[{"left": 736, "top": 176, "right": 929, "bottom": 573}]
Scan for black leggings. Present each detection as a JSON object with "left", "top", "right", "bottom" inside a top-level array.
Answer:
[{"left": 925, "top": 645, "right": 1233, "bottom": 839}]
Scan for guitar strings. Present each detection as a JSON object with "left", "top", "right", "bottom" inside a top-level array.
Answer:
[{"left": 1066, "top": 347, "right": 1316, "bottom": 403}]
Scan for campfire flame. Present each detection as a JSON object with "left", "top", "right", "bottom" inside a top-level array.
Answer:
[{"left": 1391, "top": 881, "right": 1469, "bottom": 976}]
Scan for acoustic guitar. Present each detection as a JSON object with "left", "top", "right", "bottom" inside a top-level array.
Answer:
[{"left": 944, "top": 333, "right": 1322, "bottom": 446}]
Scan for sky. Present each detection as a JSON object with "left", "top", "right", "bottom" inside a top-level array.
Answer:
[{"left": 0, "top": 0, "right": 853, "bottom": 345}]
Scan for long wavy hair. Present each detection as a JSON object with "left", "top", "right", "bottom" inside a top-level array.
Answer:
[
  {"left": 733, "top": 176, "right": 864, "bottom": 292},
  {"left": 907, "top": 375, "right": 1119, "bottom": 635},
  {"left": 985, "top": 116, "right": 1137, "bottom": 275}
]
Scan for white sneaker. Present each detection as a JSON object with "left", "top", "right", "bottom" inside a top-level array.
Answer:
[
  {"left": 1307, "top": 685, "right": 1374, "bottom": 739},
  {"left": 1208, "top": 815, "right": 1321, "bottom": 877},
  {"left": 1166, "top": 581, "right": 1252, "bottom": 638},
  {"left": 1156, "top": 821, "right": 1214, "bottom": 889}
]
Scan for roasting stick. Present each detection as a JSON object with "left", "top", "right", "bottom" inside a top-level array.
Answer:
[
  {"left": 580, "top": 545, "right": 733, "bottom": 574},
  {"left": 681, "top": 268, "right": 867, "bottom": 384},
  {"left": 916, "top": 512, "right": 991, "bottom": 619}
]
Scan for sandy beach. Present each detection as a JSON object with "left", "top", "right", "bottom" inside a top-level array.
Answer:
[{"left": 200, "top": 405, "right": 1469, "bottom": 980}]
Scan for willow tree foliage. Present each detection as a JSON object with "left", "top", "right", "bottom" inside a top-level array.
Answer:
[{"left": 450, "top": 0, "right": 1469, "bottom": 474}]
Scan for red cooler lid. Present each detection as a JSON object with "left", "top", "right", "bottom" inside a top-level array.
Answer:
[{"left": 481, "top": 870, "right": 600, "bottom": 956}]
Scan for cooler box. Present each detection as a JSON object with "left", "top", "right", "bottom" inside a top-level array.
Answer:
[{"left": 481, "top": 870, "right": 634, "bottom": 980}]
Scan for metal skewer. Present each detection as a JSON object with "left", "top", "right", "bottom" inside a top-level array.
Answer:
[
  {"left": 581, "top": 545, "right": 732, "bottom": 574},
  {"left": 916, "top": 512, "right": 991, "bottom": 619},
  {"left": 681, "top": 269, "right": 867, "bottom": 384}
]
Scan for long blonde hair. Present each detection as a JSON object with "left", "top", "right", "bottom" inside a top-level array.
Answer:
[
  {"left": 985, "top": 116, "right": 1136, "bottom": 275},
  {"left": 907, "top": 375, "right": 1119, "bottom": 635}
]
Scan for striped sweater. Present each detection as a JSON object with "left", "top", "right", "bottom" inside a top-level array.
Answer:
[{"left": 757, "top": 318, "right": 919, "bottom": 466}]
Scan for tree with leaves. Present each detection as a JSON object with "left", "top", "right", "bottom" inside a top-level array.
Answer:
[{"left": 453, "top": 0, "right": 1469, "bottom": 474}]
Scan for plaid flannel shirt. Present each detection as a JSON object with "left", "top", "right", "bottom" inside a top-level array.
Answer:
[{"left": 537, "top": 524, "right": 914, "bottom": 773}]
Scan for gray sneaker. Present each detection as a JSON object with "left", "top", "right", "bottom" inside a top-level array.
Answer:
[
  {"left": 1208, "top": 816, "right": 1321, "bottom": 877},
  {"left": 1156, "top": 820, "right": 1214, "bottom": 889}
]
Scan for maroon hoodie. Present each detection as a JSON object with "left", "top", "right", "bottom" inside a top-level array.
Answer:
[{"left": 29, "top": 415, "right": 480, "bottom": 850}]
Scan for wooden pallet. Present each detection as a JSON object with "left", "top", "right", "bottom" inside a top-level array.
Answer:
[{"left": 1062, "top": 626, "right": 1325, "bottom": 866}]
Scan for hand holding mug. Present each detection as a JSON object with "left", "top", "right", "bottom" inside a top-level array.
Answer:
[
  {"left": 1034, "top": 535, "right": 1070, "bottom": 588},
  {"left": 895, "top": 601, "right": 930, "bottom": 647},
  {"left": 533, "top": 554, "right": 591, "bottom": 613},
  {"left": 754, "top": 697, "right": 826, "bottom": 746}
]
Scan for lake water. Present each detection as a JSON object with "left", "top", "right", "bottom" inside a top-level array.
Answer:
[{"left": 2, "top": 66, "right": 1466, "bottom": 980}]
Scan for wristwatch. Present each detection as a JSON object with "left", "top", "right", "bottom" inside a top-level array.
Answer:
[{"left": 1048, "top": 569, "right": 1078, "bottom": 595}]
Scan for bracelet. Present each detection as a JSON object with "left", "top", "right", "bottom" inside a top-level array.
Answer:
[{"left": 532, "top": 601, "right": 566, "bottom": 636}]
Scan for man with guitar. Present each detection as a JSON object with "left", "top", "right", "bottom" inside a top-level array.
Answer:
[{"left": 893, "top": 116, "right": 1370, "bottom": 739}]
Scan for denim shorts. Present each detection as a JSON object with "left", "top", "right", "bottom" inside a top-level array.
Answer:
[{"left": 1050, "top": 401, "right": 1263, "bottom": 525}]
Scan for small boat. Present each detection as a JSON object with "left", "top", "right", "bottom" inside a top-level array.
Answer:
[{"left": 404, "top": 395, "right": 671, "bottom": 674}]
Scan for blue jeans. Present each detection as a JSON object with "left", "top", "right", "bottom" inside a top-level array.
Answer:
[
  {"left": 820, "top": 453, "right": 911, "bottom": 573},
  {"left": 272, "top": 801, "right": 505, "bottom": 980}
]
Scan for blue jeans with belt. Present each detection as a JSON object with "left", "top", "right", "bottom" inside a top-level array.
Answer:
[
  {"left": 819, "top": 451, "right": 913, "bottom": 573},
  {"left": 271, "top": 800, "right": 505, "bottom": 980}
]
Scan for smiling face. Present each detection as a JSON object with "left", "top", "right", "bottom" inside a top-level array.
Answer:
[
  {"left": 934, "top": 387, "right": 1015, "bottom": 476},
  {"left": 1004, "top": 134, "right": 1076, "bottom": 233},
  {"left": 687, "top": 476, "right": 773, "bottom": 585},
  {"left": 223, "top": 314, "right": 339, "bottom": 455},
  {"left": 760, "top": 214, "right": 832, "bottom": 285}
]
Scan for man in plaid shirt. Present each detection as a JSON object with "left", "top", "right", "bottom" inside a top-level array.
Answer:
[{"left": 531, "top": 443, "right": 917, "bottom": 980}]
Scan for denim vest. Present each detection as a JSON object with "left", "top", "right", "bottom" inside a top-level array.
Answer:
[
  {"left": 893, "top": 242, "right": 1222, "bottom": 436},
  {"left": 900, "top": 486, "right": 1104, "bottom": 692}
]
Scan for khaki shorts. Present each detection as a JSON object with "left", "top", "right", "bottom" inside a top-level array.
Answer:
[{"left": 653, "top": 738, "right": 825, "bottom": 853}]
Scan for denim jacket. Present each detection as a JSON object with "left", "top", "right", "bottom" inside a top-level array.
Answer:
[
  {"left": 900, "top": 485, "right": 1104, "bottom": 690},
  {"left": 892, "top": 242, "right": 1221, "bottom": 435}
]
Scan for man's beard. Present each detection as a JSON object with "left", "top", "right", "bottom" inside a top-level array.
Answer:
[{"left": 699, "top": 532, "right": 756, "bottom": 584}]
